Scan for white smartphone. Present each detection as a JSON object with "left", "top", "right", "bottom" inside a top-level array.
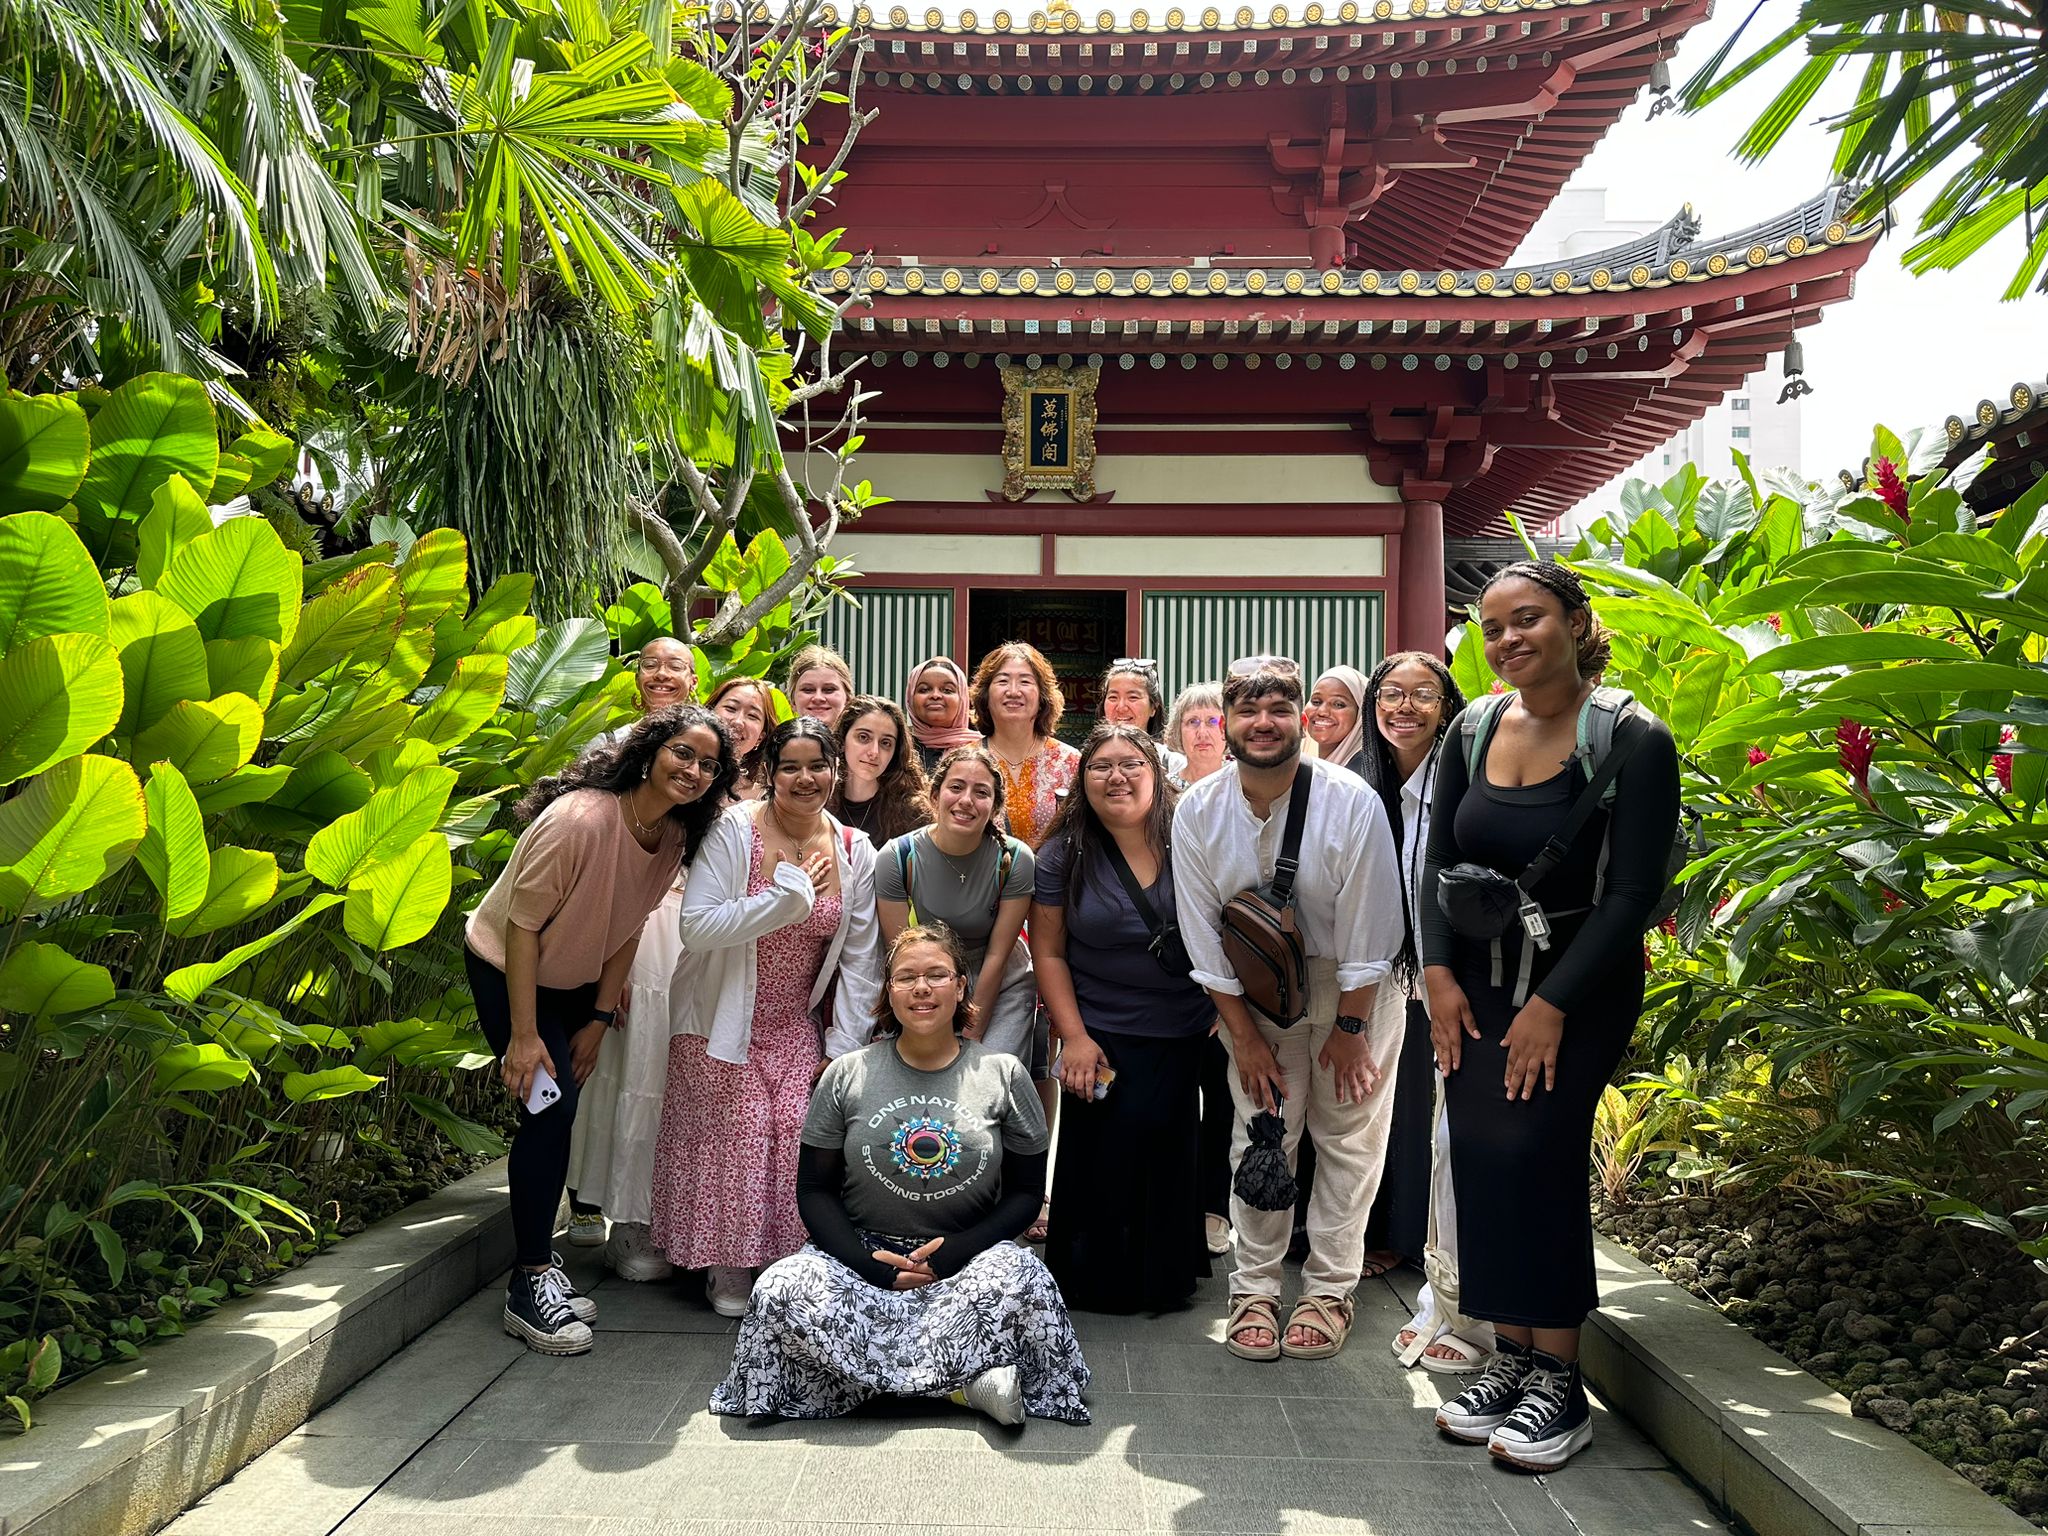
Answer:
[{"left": 524, "top": 1065, "right": 562, "bottom": 1115}]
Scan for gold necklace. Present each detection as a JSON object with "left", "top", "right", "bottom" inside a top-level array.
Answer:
[
  {"left": 768, "top": 801, "right": 830, "bottom": 859},
  {"left": 623, "top": 789, "right": 664, "bottom": 844}
]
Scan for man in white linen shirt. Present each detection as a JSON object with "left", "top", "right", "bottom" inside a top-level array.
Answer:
[{"left": 1172, "top": 655, "right": 1406, "bottom": 1362}]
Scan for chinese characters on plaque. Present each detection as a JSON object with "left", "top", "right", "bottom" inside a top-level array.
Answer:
[{"left": 999, "top": 364, "right": 1099, "bottom": 501}]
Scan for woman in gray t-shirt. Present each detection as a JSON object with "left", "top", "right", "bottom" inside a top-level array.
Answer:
[
  {"left": 874, "top": 745, "right": 1038, "bottom": 1059},
  {"left": 709, "top": 924, "right": 1090, "bottom": 1425}
]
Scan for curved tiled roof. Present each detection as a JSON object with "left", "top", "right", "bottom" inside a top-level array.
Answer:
[
  {"left": 829, "top": 186, "right": 1871, "bottom": 305},
  {"left": 731, "top": 0, "right": 1689, "bottom": 37}
]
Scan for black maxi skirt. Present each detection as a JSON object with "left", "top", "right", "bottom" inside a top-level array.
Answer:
[
  {"left": 1197, "top": 1033, "right": 1233, "bottom": 1220},
  {"left": 1047, "top": 1028, "right": 1211, "bottom": 1314},
  {"left": 1441, "top": 914, "right": 1638, "bottom": 1329},
  {"left": 1362, "top": 998, "right": 1434, "bottom": 1262}
]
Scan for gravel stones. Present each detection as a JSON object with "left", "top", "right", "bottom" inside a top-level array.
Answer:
[{"left": 1598, "top": 1188, "right": 2048, "bottom": 1527}]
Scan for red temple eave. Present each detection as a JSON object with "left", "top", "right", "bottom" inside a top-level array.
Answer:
[{"left": 823, "top": 191, "right": 1879, "bottom": 535}]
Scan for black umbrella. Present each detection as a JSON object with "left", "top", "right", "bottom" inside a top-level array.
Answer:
[{"left": 1232, "top": 1094, "right": 1296, "bottom": 1211}]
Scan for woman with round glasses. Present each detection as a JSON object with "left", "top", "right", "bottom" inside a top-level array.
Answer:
[
  {"left": 1304, "top": 666, "right": 1373, "bottom": 777},
  {"left": 563, "top": 637, "right": 706, "bottom": 1275},
  {"left": 712, "top": 924, "right": 1089, "bottom": 1425},
  {"left": 1351, "top": 654, "right": 1490, "bottom": 1370},
  {"left": 465, "top": 705, "right": 735, "bottom": 1353},
  {"left": 1099, "top": 659, "right": 1188, "bottom": 781},
  {"left": 1166, "top": 682, "right": 1228, "bottom": 786},
  {"left": 1034, "top": 723, "right": 1215, "bottom": 1314}
]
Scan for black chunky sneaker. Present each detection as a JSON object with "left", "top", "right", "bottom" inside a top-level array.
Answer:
[
  {"left": 1433, "top": 1333, "right": 1533, "bottom": 1443},
  {"left": 1487, "top": 1349, "right": 1593, "bottom": 1470},
  {"left": 548, "top": 1249, "right": 598, "bottom": 1323},
  {"left": 503, "top": 1266, "right": 594, "bottom": 1355}
]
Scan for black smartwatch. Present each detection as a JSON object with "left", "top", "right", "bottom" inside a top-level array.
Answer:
[
  {"left": 1333, "top": 1013, "right": 1368, "bottom": 1036},
  {"left": 589, "top": 1006, "right": 617, "bottom": 1026}
]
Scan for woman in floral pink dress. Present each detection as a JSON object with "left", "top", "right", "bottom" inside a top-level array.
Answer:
[{"left": 651, "top": 717, "right": 883, "bottom": 1317}]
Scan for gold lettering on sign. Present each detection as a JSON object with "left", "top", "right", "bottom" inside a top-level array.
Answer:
[{"left": 999, "top": 364, "right": 1099, "bottom": 500}]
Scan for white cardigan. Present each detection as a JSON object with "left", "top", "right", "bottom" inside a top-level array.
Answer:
[{"left": 668, "top": 801, "right": 883, "bottom": 1063}]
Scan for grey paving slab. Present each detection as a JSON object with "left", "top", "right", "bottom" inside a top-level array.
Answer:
[
  {"left": 159, "top": 1432, "right": 419, "bottom": 1536},
  {"left": 164, "top": 1254, "right": 1739, "bottom": 1536}
]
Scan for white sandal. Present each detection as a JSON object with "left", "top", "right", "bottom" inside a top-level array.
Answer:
[{"left": 1390, "top": 1323, "right": 1490, "bottom": 1374}]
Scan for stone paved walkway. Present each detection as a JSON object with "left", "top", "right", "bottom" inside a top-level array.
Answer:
[{"left": 161, "top": 1247, "right": 1733, "bottom": 1536}]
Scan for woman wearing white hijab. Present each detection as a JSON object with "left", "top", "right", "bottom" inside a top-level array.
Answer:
[{"left": 1304, "top": 665, "right": 1373, "bottom": 776}]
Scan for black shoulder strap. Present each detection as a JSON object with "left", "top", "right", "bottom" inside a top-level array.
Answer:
[
  {"left": 1101, "top": 837, "right": 1166, "bottom": 940},
  {"left": 1516, "top": 710, "right": 1648, "bottom": 896},
  {"left": 1269, "top": 762, "right": 1313, "bottom": 906}
]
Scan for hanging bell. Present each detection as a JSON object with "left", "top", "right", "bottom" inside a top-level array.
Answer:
[
  {"left": 1648, "top": 55, "right": 1676, "bottom": 118},
  {"left": 1778, "top": 337, "right": 1814, "bottom": 404}
]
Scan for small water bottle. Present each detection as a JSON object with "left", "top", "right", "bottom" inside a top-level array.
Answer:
[{"left": 1093, "top": 1066, "right": 1117, "bottom": 1101}]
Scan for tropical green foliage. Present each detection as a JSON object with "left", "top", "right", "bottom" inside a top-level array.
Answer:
[
  {"left": 0, "top": 375, "right": 638, "bottom": 1428},
  {"left": 1685, "top": 4, "right": 2048, "bottom": 298},
  {"left": 1452, "top": 438, "right": 2048, "bottom": 1264},
  {"left": 2, "top": 0, "right": 883, "bottom": 633}
]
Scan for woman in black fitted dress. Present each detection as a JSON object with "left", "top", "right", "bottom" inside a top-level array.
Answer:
[{"left": 1420, "top": 560, "right": 1679, "bottom": 1474}]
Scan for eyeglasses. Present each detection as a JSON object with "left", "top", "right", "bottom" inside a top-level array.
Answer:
[
  {"left": 637, "top": 656, "right": 695, "bottom": 676},
  {"left": 1110, "top": 657, "right": 1159, "bottom": 677},
  {"left": 888, "top": 969, "right": 960, "bottom": 990},
  {"left": 1085, "top": 757, "right": 1151, "bottom": 780},
  {"left": 1374, "top": 686, "right": 1444, "bottom": 707},
  {"left": 1183, "top": 714, "right": 1223, "bottom": 730},
  {"left": 1227, "top": 655, "right": 1300, "bottom": 677},
  {"left": 660, "top": 743, "right": 723, "bottom": 775}
]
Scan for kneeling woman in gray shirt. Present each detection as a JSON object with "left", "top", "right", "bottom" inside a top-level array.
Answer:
[{"left": 711, "top": 924, "right": 1091, "bottom": 1426}]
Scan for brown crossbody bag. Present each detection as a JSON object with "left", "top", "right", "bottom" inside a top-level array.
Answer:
[{"left": 1218, "top": 762, "right": 1313, "bottom": 1027}]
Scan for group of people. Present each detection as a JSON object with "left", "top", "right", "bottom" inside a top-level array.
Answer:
[{"left": 460, "top": 559, "right": 1680, "bottom": 1469}]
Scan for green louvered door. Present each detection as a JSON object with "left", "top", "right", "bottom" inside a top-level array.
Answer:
[
  {"left": 814, "top": 588, "right": 955, "bottom": 697},
  {"left": 1142, "top": 590, "right": 1384, "bottom": 696}
]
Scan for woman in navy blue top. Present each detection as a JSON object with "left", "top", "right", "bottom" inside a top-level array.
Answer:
[{"left": 1033, "top": 723, "right": 1216, "bottom": 1314}]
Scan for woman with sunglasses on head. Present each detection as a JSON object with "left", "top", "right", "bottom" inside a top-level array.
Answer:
[
  {"left": 971, "top": 641, "right": 1080, "bottom": 852},
  {"left": 830, "top": 695, "right": 930, "bottom": 849},
  {"left": 876, "top": 744, "right": 1037, "bottom": 1064},
  {"left": 465, "top": 705, "right": 734, "bottom": 1354},
  {"left": 1350, "top": 654, "right": 1491, "bottom": 1372},
  {"left": 904, "top": 656, "right": 982, "bottom": 774},
  {"left": 1034, "top": 724, "right": 1216, "bottom": 1315},
  {"left": 1099, "top": 658, "right": 1188, "bottom": 782},
  {"left": 561, "top": 637, "right": 703, "bottom": 1272},
  {"left": 651, "top": 716, "right": 885, "bottom": 1319},
  {"left": 1304, "top": 666, "right": 1373, "bottom": 777},
  {"left": 1167, "top": 682, "right": 1228, "bottom": 786},
  {"left": 786, "top": 643, "right": 855, "bottom": 725},
  {"left": 712, "top": 923, "right": 1089, "bottom": 1426},
  {"left": 707, "top": 676, "right": 775, "bottom": 801},
  {"left": 1424, "top": 561, "right": 1678, "bottom": 1470}
]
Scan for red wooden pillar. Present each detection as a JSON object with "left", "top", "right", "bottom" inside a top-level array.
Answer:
[{"left": 1396, "top": 497, "right": 1447, "bottom": 658}]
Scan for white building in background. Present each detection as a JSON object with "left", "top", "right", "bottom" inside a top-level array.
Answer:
[{"left": 1511, "top": 190, "right": 1805, "bottom": 533}]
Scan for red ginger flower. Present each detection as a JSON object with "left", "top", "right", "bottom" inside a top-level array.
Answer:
[
  {"left": 1766, "top": 614, "right": 1783, "bottom": 633},
  {"left": 1873, "top": 458, "right": 1910, "bottom": 524},
  {"left": 1748, "top": 746, "right": 1770, "bottom": 767},
  {"left": 1837, "top": 719, "right": 1876, "bottom": 793},
  {"left": 1994, "top": 726, "right": 2016, "bottom": 792}
]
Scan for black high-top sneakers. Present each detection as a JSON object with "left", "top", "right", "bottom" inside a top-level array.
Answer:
[
  {"left": 503, "top": 1266, "right": 594, "bottom": 1355},
  {"left": 1433, "top": 1333, "right": 1533, "bottom": 1442},
  {"left": 1487, "top": 1349, "right": 1593, "bottom": 1470}
]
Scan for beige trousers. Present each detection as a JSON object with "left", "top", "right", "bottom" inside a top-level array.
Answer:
[{"left": 1220, "top": 957, "right": 1406, "bottom": 1299}]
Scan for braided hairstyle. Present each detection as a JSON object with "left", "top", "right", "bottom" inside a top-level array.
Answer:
[{"left": 1480, "top": 559, "right": 1612, "bottom": 679}]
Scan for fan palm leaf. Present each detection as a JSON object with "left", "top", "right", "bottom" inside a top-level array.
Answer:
[{"left": 1682, "top": 2, "right": 2048, "bottom": 297}]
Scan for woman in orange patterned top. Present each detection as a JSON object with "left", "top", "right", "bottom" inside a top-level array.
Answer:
[{"left": 971, "top": 642, "right": 1080, "bottom": 852}]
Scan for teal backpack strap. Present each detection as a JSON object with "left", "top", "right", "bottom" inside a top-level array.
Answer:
[
  {"left": 1575, "top": 686, "right": 1638, "bottom": 805},
  {"left": 897, "top": 838, "right": 919, "bottom": 926},
  {"left": 1460, "top": 692, "right": 1513, "bottom": 781}
]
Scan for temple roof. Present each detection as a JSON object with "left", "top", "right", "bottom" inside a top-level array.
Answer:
[
  {"left": 829, "top": 185, "right": 1882, "bottom": 533},
  {"left": 1934, "top": 378, "right": 2048, "bottom": 517},
  {"left": 811, "top": 0, "right": 1710, "bottom": 269}
]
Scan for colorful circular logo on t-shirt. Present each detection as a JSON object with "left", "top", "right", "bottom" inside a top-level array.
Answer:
[{"left": 890, "top": 1115, "right": 962, "bottom": 1180}]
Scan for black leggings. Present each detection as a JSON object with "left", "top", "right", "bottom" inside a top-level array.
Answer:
[{"left": 466, "top": 947, "right": 598, "bottom": 1269}]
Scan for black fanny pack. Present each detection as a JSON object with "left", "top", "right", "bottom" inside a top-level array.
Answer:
[
  {"left": 1103, "top": 837, "right": 1195, "bottom": 981},
  {"left": 1436, "top": 715, "right": 1649, "bottom": 962}
]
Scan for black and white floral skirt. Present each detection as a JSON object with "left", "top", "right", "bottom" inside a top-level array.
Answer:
[{"left": 709, "top": 1236, "right": 1092, "bottom": 1423}]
